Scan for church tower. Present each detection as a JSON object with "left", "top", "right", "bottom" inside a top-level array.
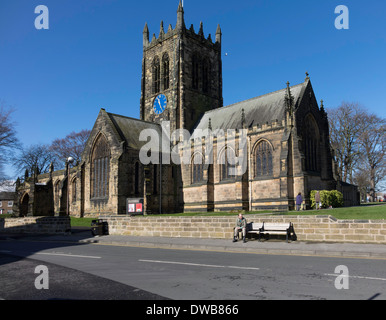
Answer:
[{"left": 140, "top": 1, "right": 223, "bottom": 133}]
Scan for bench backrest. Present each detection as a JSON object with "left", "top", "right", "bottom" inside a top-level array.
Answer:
[
  {"left": 263, "top": 222, "right": 291, "bottom": 231},
  {"left": 251, "top": 223, "right": 263, "bottom": 230}
]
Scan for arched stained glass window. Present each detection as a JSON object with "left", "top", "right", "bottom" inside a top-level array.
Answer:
[
  {"left": 219, "top": 148, "right": 236, "bottom": 181},
  {"left": 255, "top": 141, "right": 273, "bottom": 177},
  {"left": 91, "top": 134, "right": 110, "bottom": 199},
  {"left": 304, "top": 115, "right": 319, "bottom": 172},
  {"left": 191, "top": 152, "right": 204, "bottom": 184}
]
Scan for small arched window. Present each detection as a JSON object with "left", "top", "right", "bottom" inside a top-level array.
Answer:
[
  {"left": 255, "top": 141, "right": 273, "bottom": 177},
  {"left": 191, "top": 152, "right": 204, "bottom": 184},
  {"left": 91, "top": 134, "right": 110, "bottom": 199},
  {"left": 219, "top": 148, "right": 236, "bottom": 181},
  {"left": 162, "top": 53, "right": 169, "bottom": 90},
  {"left": 152, "top": 56, "right": 161, "bottom": 94}
]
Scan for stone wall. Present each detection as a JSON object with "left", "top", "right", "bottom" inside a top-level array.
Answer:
[
  {"left": 0, "top": 216, "right": 71, "bottom": 234},
  {"left": 101, "top": 215, "right": 386, "bottom": 244}
]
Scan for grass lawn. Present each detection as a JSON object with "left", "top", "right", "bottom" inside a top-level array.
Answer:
[
  {"left": 281, "top": 203, "right": 386, "bottom": 220},
  {"left": 70, "top": 217, "right": 95, "bottom": 227}
]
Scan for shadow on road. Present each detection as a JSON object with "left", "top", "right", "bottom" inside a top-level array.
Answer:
[{"left": 0, "top": 222, "right": 169, "bottom": 300}]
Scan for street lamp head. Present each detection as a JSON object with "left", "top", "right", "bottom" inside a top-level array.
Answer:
[{"left": 67, "top": 157, "right": 74, "bottom": 164}]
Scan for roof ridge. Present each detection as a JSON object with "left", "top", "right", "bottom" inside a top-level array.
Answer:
[
  {"left": 107, "top": 111, "right": 161, "bottom": 127},
  {"left": 205, "top": 82, "right": 305, "bottom": 115}
]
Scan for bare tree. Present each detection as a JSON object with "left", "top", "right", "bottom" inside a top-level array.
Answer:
[
  {"left": 49, "top": 129, "right": 91, "bottom": 168},
  {"left": 13, "top": 144, "right": 57, "bottom": 178},
  {"left": 328, "top": 102, "right": 366, "bottom": 183},
  {"left": 0, "top": 101, "right": 20, "bottom": 183},
  {"left": 357, "top": 113, "right": 386, "bottom": 201}
]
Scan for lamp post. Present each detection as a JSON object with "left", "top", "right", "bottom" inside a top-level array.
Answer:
[{"left": 66, "top": 157, "right": 74, "bottom": 216}]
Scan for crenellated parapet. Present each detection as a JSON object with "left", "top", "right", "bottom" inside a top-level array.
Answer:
[{"left": 143, "top": 1, "right": 221, "bottom": 51}]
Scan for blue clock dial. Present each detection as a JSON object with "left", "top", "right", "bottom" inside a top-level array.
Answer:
[{"left": 153, "top": 94, "right": 167, "bottom": 115}]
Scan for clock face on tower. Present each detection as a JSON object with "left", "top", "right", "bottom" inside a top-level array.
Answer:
[{"left": 153, "top": 94, "right": 167, "bottom": 115}]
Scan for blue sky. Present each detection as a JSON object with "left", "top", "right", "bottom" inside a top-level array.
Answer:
[{"left": 0, "top": 0, "right": 385, "bottom": 178}]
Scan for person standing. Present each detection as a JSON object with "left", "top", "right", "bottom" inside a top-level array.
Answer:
[
  {"left": 296, "top": 192, "right": 303, "bottom": 211},
  {"left": 315, "top": 191, "right": 321, "bottom": 210}
]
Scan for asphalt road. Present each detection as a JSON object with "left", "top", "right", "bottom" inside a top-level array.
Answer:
[{"left": 1, "top": 239, "right": 385, "bottom": 300}]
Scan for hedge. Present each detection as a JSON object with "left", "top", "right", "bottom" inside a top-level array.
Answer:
[{"left": 310, "top": 190, "right": 343, "bottom": 209}]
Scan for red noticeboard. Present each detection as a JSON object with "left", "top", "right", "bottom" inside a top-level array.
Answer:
[{"left": 126, "top": 198, "right": 144, "bottom": 216}]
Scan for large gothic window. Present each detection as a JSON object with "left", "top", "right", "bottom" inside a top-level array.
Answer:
[
  {"left": 91, "top": 134, "right": 110, "bottom": 199},
  {"left": 255, "top": 141, "right": 273, "bottom": 177},
  {"left": 152, "top": 56, "right": 160, "bottom": 94},
  {"left": 219, "top": 148, "right": 236, "bottom": 181},
  {"left": 304, "top": 115, "right": 319, "bottom": 172},
  {"left": 191, "top": 152, "right": 204, "bottom": 184},
  {"left": 162, "top": 53, "right": 170, "bottom": 90}
]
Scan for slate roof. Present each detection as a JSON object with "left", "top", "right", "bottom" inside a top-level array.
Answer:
[
  {"left": 194, "top": 82, "right": 305, "bottom": 134},
  {"left": 0, "top": 192, "right": 15, "bottom": 200},
  {"left": 106, "top": 112, "right": 162, "bottom": 150},
  {"left": 101, "top": 81, "right": 307, "bottom": 147}
]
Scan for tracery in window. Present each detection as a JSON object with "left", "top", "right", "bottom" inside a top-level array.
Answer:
[
  {"left": 191, "top": 152, "right": 204, "bottom": 184},
  {"left": 91, "top": 134, "right": 110, "bottom": 199},
  {"left": 219, "top": 148, "right": 236, "bottom": 181},
  {"left": 255, "top": 141, "right": 273, "bottom": 177},
  {"left": 304, "top": 115, "right": 319, "bottom": 172}
]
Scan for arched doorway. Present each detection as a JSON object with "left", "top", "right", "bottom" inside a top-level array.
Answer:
[{"left": 20, "top": 193, "right": 29, "bottom": 217}]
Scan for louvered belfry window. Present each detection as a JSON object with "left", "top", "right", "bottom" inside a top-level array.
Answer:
[
  {"left": 91, "top": 134, "right": 110, "bottom": 199},
  {"left": 152, "top": 56, "right": 161, "bottom": 94},
  {"left": 162, "top": 53, "right": 169, "bottom": 90}
]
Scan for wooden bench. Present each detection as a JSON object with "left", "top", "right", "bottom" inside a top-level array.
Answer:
[
  {"left": 246, "top": 222, "right": 264, "bottom": 237},
  {"left": 234, "top": 223, "right": 263, "bottom": 240},
  {"left": 258, "top": 222, "right": 294, "bottom": 243}
]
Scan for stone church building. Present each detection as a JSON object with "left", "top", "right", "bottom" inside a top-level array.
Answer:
[{"left": 13, "top": 2, "right": 359, "bottom": 217}]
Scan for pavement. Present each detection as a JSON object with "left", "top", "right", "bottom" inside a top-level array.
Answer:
[{"left": 1, "top": 227, "right": 386, "bottom": 260}]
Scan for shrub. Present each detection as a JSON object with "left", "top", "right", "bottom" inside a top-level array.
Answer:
[
  {"left": 329, "top": 190, "right": 344, "bottom": 208},
  {"left": 310, "top": 190, "right": 343, "bottom": 209}
]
